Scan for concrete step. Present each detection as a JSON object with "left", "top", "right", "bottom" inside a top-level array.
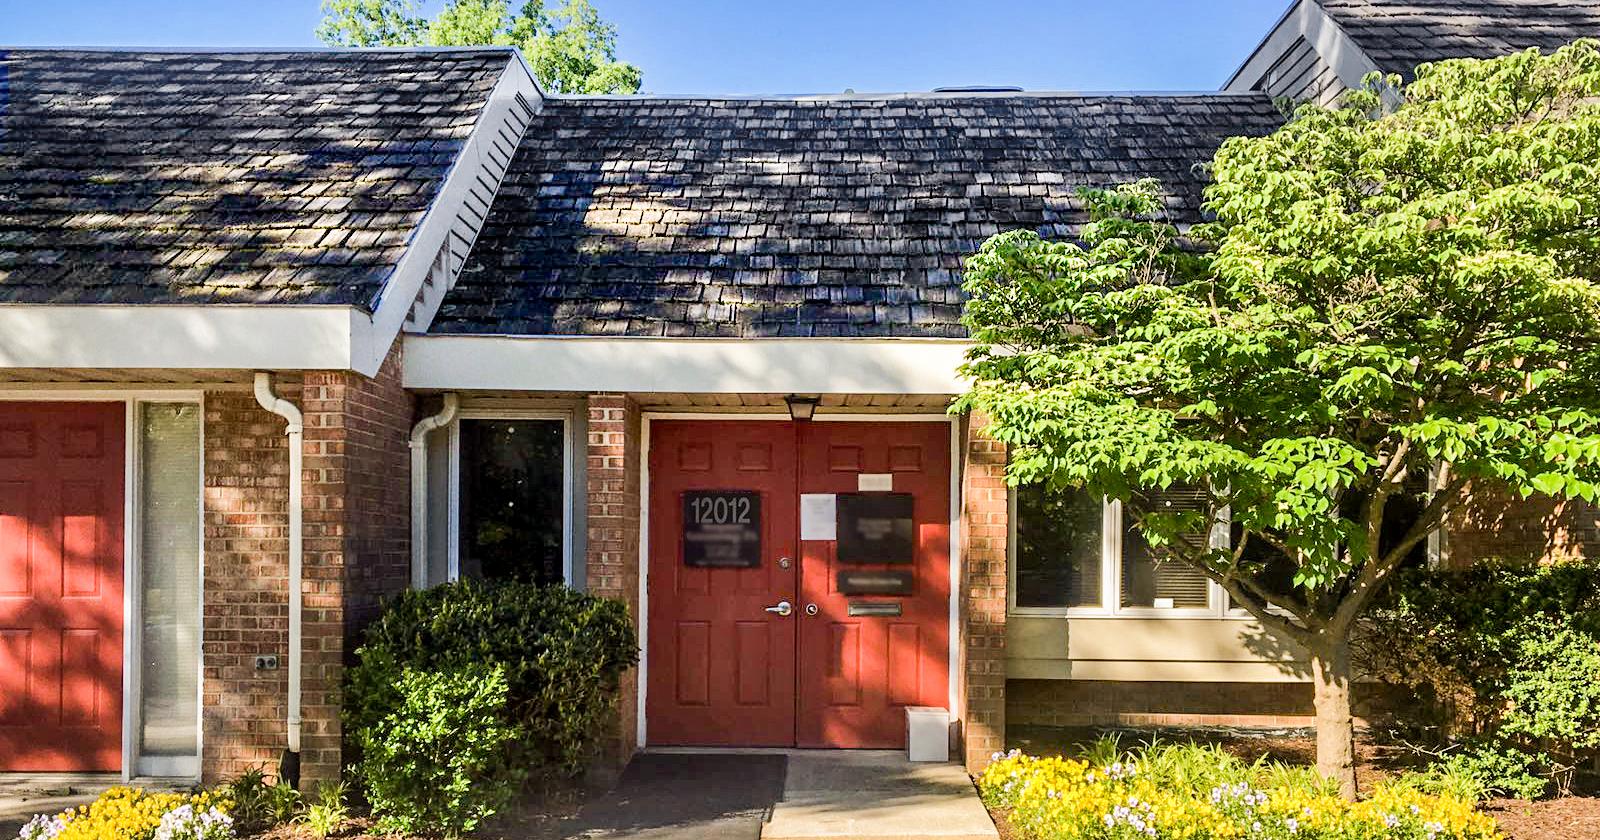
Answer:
[{"left": 762, "top": 751, "right": 997, "bottom": 840}]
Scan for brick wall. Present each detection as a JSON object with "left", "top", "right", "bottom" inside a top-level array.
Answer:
[
  {"left": 585, "top": 394, "right": 643, "bottom": 770},
  {"left": 1006, "top": 679, "right": 1404, "bottom": 731},
  {"left": 960, "top": 412, "right": 1009, "bottom": 772},
  {"left": 201, "top": 346, "right": 413, "bottom": 784},
  {"left": 1447, "top": 483, "right": 1598, "bottom": 568}
]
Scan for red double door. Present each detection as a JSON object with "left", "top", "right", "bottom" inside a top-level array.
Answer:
[
  {"left": 0, "top": 402, "right": 125, "bottom": 771},
  {"left": 647, "top": 420, "right": 950, "bottom": 748}
]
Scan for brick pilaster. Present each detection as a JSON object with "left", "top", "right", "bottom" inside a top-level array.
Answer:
[
  {"left": 585, "top": 393, "right": 643, "bottom": 768},
  {"left": 960, "top": 411, "right": 1009, "bottom": 772}
]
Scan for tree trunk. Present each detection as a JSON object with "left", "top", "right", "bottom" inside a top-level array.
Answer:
[{"left": 1310, "top": 634, "right": 1359, "bottom": 800}]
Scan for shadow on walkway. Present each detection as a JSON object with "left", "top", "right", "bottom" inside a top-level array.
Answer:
[{"left": 528, "top": 752, "right": 788, "bottom": 840}]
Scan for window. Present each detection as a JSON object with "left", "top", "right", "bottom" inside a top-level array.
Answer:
[
  {"left": 1014, "top": 483, "right": 1103, "bottom": 608},
  {"left": 457, "top": 418, "right": 568, "bottom": 585},
  {"left": 1120, "top": 484, "right": 1212, "bottom": 609},
  {"left": 1009, "top": 483, "right": 1224, "bottom": 616},
  {"left": 136, "top": 401, "right": 202, "bottom": 776}
]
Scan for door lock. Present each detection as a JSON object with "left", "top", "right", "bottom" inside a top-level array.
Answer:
[
  {"left": 805, "top": 603, "right": 819, "bottom": 616},
  {"left": 764, "top": 600, "right": 793, "bottom": 617},
  {"left": 778, "top": 556, "right": 792, "bottom": 569}
]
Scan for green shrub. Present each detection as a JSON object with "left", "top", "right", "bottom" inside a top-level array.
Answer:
[
  {"left": 345, "top": 579, "right": 637, "bottom": 836},
  {"left": 1358, "top": 561, "right": 1600, "bottom": 797}
]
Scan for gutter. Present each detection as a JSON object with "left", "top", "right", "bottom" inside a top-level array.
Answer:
[
  {"left": 253, "top": 372, "right": 304, "bottom": 788},
  {"left": 410, "top": 393, "right": 459, "bottom": 587}
]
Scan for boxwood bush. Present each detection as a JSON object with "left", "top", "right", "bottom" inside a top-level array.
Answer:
[{"left": 345, "top": 580, "right": 637, "bottom": 836}]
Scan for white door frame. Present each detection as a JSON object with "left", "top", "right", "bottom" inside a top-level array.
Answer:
[
  {"left": 0, "top": 389, "right": 205, "bottom": 781},
  {"left": 635, "top": 411, "right": 962, "bottom": 749}
]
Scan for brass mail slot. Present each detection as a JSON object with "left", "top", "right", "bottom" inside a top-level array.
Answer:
[{"left": 847, "top": 601, "right": 903, "bottom": 617}]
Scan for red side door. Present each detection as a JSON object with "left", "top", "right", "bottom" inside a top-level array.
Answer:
[
  {"left": 796, "top": 421, "right": 950, "bottom": 748},
  {"left": 647, "top": 420, "right": 798, "bottom": 745},
  {"left": 0, "top": 402, "right": 125, "bottom": 771}
]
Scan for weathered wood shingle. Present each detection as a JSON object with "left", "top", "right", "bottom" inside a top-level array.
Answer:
[
  {"left": 432, "top": 93, "right": 1283, "bottom": 338},
  {"left": 1318, "top": 0, "right": 1600, "bottom": 77},
  {"left": 0, "top": 48, "right": 510, "bottom": 307}
]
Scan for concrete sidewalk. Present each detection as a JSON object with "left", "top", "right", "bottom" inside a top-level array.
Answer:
[{"left": 763, "top": 751, "right": 998, "bottom": 840}]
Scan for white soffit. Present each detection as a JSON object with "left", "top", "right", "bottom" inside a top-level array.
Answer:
[
  {"left": 0, "top": 305, "right": 375, "bottom": 371},
  {"left": 402, "top": 335, "right": 972, "bottom": 395}
]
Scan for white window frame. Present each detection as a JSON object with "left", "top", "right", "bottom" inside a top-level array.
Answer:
[
  {"left": 445, "top": 408, "right": 578, "bottom": 584},
  {"left": 1008, "top": 489, "right": 1232, "bottom": 619}
]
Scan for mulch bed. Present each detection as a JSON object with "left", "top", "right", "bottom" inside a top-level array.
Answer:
[{"left": 1003, "top": 725, "right": 1599, "bottom": 840}]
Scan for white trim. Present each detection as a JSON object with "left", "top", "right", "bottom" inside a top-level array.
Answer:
[
  {"left": 635, "top": 411, "right": 961, "bottom": 750},
  {"left": 403, "top": 335, "right": 971, "bottom": 395},
  {"left": 0, "top": 391, "right": 205, "bottom": 782},
  {"left": 1221, "top": 0, "right": 1382, "bottom": 97},
  {"left": 379, "top": 57, "right": 543, "bottom": 345},
  {"left": 446, "top": 409, "right": 578, "bottom": 584},
  {"left": 0, "top": 305, "right": 377, "bottom": 372}
]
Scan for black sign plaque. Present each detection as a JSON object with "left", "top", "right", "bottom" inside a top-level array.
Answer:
[
  {"left": 837, "top": 570, "right": 915, "bottom": 596},
  {"left": 682, "top": 491, "right": 762, "bottom": 568},
  {"left": 836, "top": 492, "right": 915, "bottom": 564}
]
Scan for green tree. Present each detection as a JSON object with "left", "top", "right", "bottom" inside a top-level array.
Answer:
[
  {"left": 317, "top": 0, "right": 642, "bottom": 94},
  {"left": 957, "top": 42, "right": 1600, "bottom": 798}
]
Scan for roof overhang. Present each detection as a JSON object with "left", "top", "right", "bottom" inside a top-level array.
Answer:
[
  {"left": 1222, "top": 0, "right": 1381, "bottom": 94},
  {"left": 0, "top": 304, "right": 383, "bottom": 372},
  {"left": 402, "top": 334, "right": 972, "bottom": 395}
]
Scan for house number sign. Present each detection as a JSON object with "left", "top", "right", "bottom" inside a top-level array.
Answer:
[{"left": 682, "top": 490, "right": 762, "bottom": 568}]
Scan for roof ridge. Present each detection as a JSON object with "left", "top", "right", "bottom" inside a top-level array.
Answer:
[{"left": 549, "top": 90, "right": 1274, "bottom": 103}]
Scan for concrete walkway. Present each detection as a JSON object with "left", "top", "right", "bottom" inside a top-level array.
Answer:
[{"left": 763, "top": 751, "right": 997, "bottom": 840}]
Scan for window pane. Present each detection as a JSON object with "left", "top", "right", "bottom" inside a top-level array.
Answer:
[
  {"left": 138, "top": 402, "right": 201, "bottom": 757},
  {"left": 458, "top": 419, "right": 565, "bottom": 585},
  {"left": 1015, "top": 483, "right": 1102, "bottom": 609},
  {"left": 1122, "top": 485, "right": 1210, "bottom": 609}
]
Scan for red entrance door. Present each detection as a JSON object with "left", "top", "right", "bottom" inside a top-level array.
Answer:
[
  {"left": 797, "top": 422, "right": 950, "bottom": 747},
  {"left": 647, "top": 421, "right": 799, "bottom": 745},
  {"left": 647, "top": 419, "right": 950, "bottom": 749},
  {"left": 0, "top": 402, "right": 125, "bottom": 771}
]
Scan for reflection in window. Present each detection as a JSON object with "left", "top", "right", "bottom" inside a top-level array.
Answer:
[
  {"left": 138, "top": 402, "right": 201, "bottom": 759},
  {"left": 458, "top": 419, "right": 566, "bottom": 584},
  {"left": 1014, "top": 483, "right": 1102, "bottom": 608},
  {"left": 1121, "top": 484, "right": 1212, "bottom": 609}
]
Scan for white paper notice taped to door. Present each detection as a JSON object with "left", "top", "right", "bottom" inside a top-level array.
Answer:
[
  {"left": 800, "top": 493, "right": 837, "bottom": 540},
  {"left": 857, "top": 473, "right": 893, "bottom": 491}
]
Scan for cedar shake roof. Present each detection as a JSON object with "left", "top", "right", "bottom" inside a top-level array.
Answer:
[
  {"left": 1318, "top": 0, "right": 1600, "bottom": 77},
  {"left": 0, "top": 48, "right": 511, "bottom": 307},
  {"left": 431, "top": 93, "right": 1283, "bottom": 338}
]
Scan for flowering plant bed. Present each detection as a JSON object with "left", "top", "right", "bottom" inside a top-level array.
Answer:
[
  {"left": 16, "top": 787, "right": 231, "bottom": 840},
  {"left": 980, "top": 746, "right": 1500, "bottom": 840}
]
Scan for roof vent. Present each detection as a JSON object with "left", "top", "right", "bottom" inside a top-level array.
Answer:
[{"left": 932, "top": 85, "right": 1024, "bottom": 93}]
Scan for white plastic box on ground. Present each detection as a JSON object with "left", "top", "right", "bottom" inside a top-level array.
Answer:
[{"left": 905, "top": 706, "right": 951, "bottom": 762}]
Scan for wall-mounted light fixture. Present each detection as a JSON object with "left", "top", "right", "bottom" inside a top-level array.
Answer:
[{"left": 785, "top": 394, "right": 820, "bottom": 421}]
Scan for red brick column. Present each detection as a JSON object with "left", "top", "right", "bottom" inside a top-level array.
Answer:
[
  {"left": 585, "top": 393, "right": 643, "bottom": 768},
  {"left": 960, "top": 411, "right": 1009, "bottom": 772},
  {"left": 201, "top": 346, "right": 413, "bottom": 785}
]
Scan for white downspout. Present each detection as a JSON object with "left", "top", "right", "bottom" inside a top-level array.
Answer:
[
  {"left": 253, "top": 372, "right": 304, "bottom": 780},
  {"left": 410, "top": 393, "right": 459, "bottom": 588}
]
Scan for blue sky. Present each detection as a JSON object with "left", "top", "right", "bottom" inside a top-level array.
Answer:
[{"left": 2, "top": 0, "right": 1291, "bottom": 94}]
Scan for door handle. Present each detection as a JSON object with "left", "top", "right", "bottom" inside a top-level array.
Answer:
[{"left": 764, "top": 600, "right": 793, "bottom": 617}]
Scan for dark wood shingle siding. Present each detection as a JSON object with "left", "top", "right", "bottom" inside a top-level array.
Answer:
[
  {"left": 431, "top": 93, "right": 1283, "bottom": 338},
  {"left": 0, "top": 49, "right": 510, "bottom": 308}
]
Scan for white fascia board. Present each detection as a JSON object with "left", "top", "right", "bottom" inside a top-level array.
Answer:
[
  {"left": 0, "top": 304, "right": 373, "bottom": 370},
  {"left": 1222, "top": 0, "right": 1381, "bottom": 94},
  {"left": 402, "top": 335, "right": 972, "bottom": 395},
  {"left": 361, "top": 56, "right": 542, "bottom": 372}
]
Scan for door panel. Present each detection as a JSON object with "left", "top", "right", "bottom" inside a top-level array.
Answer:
[
  {"left": 0, "top": 402, "right": 125, "bottom": 772},
  {"left": 797, "top": 422, "right": 950, "bottom": 748},
  {"left": 647, "top": 421, "right": 798, "bottom": 745}
]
